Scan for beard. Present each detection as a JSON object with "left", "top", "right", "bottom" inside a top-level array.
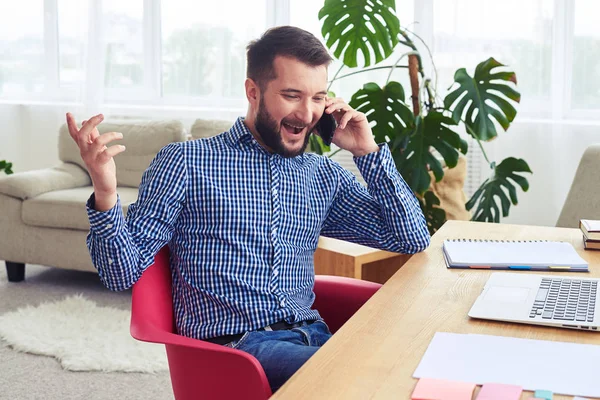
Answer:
[{"left": 254, "top": 97, "right": 312, "bottom": 158}]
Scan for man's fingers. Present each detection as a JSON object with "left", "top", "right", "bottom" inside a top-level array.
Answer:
[
  {"left": 338, "top": 111, "right": 354, "bottom": 130},
  {"left": 100, "top": 144, "right": 127, "bottom": 161},
  {"left": 93, "top": 131, "right": 123, "bottom": 148},
  {"left": 66, "top": 113, "right": 79, "bottom": 139},
  {"left": 79, "top": 114, "right": 104, "bottom": 143},
  {"left": 327, "top": 102, "right": 351, "bottom": 114}
]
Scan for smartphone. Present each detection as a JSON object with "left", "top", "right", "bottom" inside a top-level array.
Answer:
[{"left": 314, "top": 112, "right": 337, "bottom": 146}]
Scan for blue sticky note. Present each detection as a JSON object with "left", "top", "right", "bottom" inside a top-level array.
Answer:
[{"left": 534, "top": 389, "right": 553, "bottom": 400}]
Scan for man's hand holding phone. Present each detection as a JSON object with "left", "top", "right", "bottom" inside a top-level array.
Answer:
[
  {"left": 66, "top": 113, "right": 126, "bottom": 211},
  {"left": 317, "top": 97, "right": 379, "bottom": 157}
]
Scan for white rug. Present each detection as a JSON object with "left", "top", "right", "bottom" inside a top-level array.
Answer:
[{"left": 0, "top": 294, "right": 168, "bottom": 373}]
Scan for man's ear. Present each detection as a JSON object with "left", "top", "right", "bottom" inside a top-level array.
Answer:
[{"left": 245, "top": 78, "right": 260, "bottom": 107}]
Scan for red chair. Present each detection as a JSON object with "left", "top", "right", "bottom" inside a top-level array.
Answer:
[{"left": 131, "top": 246, "right": 382, "bottom": 400}]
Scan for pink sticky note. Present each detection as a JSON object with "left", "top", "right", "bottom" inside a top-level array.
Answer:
[
  {"left": 476, "top": 383, "right": 522, "bottom": 400},
  {"left": 412, "top": 377, "right": 476, "bottom": 400}
]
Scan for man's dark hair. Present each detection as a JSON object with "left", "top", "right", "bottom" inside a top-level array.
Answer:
[{"left": 246, "top": 26, "right": 333, "bottom": 90}]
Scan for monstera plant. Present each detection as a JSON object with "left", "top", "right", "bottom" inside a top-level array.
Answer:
[
  {"left": 0, "top": 160, "right": 12, "bottom": 175},
  {"left": 312, "top": 0, "right": 532, "bottom": 234}
]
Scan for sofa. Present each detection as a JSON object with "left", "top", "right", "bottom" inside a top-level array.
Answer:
[{"left": 0, "top": 118, "right": 233, "bottom": 281}]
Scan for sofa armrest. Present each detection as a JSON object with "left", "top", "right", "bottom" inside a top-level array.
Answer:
[{"left": 0, "top": 162, "right": 91, "bottom": 200}]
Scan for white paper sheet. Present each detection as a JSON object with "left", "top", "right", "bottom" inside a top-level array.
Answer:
[{"left": 413, "top": 332, "right": 600, "bottom": 398}]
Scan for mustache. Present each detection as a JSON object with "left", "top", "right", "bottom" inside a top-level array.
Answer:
[{"left": 281, "top": 119, "right": 311, "bottom": 128}]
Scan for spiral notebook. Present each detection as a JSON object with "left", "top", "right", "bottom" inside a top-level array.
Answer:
[{"left": 442, "top": 239, "right": 588, "bottom": 272}]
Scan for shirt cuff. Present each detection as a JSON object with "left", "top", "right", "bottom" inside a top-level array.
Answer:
[
  {"left": 86, "top": 193, "right": 126, "bottom": 239},
  {"left": 354, "top": 143, "right": 398, "bottom": 186}
]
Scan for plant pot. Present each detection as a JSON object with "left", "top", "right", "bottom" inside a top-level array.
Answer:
[{"left": 427, "top": 154, "right": 471, "bottom": 221}]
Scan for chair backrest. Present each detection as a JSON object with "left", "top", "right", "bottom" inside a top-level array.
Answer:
[
  {"left": 130, "top": 247, "right": 272, "bottom": 400},
  {"left": 130, "top": 247, "right": 175, "bottom": 337},
  {"left": 556, "top": 144, "right": 600, "bottom": 228},
  {"left": 312, "top": 275, "right": 381, "bottom": 334},
  {"left": 59, "top": 120, "right": 187, "bottom": 188}
]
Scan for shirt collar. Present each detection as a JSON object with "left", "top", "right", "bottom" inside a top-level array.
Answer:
[{"left": 227, "top": 117, "right": 262, "bottom": 152}]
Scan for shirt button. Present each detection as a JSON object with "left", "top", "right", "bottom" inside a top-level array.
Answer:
[
  {"left": 273, "top": 269, "right": 279, "bottom": 276},
  {"left": 106, "top": 223, "right": 113, "bottom": 229},
  {"left": 371, "top": 162, "right": 377, "bottom": 169},
  {"left": 272, "top": 188, "right": 278, "bottom": 195},
  {"left": 108, "top": 258, "right": 113, "bottom": 265}
]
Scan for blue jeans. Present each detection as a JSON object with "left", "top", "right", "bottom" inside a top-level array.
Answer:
[{"left": 225, "top": 320, "right": 332, "bottom": 392}]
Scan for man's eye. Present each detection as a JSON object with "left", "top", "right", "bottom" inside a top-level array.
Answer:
[
  {"left": 283, "top": 94, "right": 298, "bottom": 99},
  {"left": 314, "top": 97, "right": 325, "bottom": 102}
]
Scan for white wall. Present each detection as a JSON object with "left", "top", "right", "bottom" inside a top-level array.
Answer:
[
  {"left": 1, "top": 103, "right": 599, "bottom": 228},
  {"left": 483, "top": 119, "right": 600, "bottom": 227},
  {"left": 0, "top": 104, "right": 25, "bottom": 171}
]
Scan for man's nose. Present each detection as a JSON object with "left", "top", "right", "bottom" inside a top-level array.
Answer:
[{"left": 294, "top": 102, "right": 314, "bottom": 125}]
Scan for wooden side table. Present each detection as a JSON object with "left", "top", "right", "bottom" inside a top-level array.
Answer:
[{"left": 314, "top": 236, "right": 413, "bottom": 284}]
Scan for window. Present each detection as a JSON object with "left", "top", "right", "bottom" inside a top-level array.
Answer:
[
  {"left": 0, "top": 1, "right": 45, "bottom": 98},
  {"left": 58, "top": 0, "right": 88, "bottom": 91},
  {"left": 161, "top": 0, "right": 266, "bottom": 105},
  {"left": 1, "top": 0, "right": 599, "bottom": 119},
  {"left": 571, "top": 0, "right": 600, "bottom": 111},
  {"left": 432, "top": 0, "right": 554, "bottom": 117},
  {"left": 103, "top": 0, "right": 144, "bottom": 90}
]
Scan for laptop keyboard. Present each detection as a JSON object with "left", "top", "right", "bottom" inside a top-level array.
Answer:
[{"left": 529, "top": 278, "right": 597, "bottom": 325}]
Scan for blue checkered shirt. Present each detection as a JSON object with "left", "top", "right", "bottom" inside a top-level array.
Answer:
[{"left": 86, "top": 117, "right": 430, "bottom": 339}]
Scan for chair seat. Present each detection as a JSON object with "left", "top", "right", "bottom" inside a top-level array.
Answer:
[{"left": 22, "top": 186, "right": 138, "bottom": 230}]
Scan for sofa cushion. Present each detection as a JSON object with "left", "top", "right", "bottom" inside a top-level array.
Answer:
[
  {"left": 0, "top": 163, "right": 91, "bottom": 200},
  {"left": 59, "top": 120, "right": 187, "bottom": 188},
  {"left": 190, "top": 119, "right": 233, "bottom": 140},
  {"left": 22, "top": 187, "right": 139, "bottom": 231}
]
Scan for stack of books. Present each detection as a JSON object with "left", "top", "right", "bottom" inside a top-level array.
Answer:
[{"left": 580, "top": 219, "right": 600, "bottom": 250}]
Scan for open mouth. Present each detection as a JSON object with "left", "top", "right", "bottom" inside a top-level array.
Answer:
[{"left": 282, "top": 122, "right": 305, "bottom": 135}]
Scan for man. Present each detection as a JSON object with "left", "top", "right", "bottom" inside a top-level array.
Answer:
[{"left": 66, "top": 26, "right": 430, "bottom": 392}]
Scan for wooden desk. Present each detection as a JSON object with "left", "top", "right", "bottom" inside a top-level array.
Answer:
[
  {"left": 275, "top": 221, "right": 600, "bottom": 399},
  {"left": 314, "top": 236, "right": 412, "bottom": 284}
]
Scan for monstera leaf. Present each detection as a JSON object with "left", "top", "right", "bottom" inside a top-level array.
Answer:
[
  {"left": 467, "top": 157, "right": 532, "bottom": 222},
  {"left": 319, "top": 0, "right": 400, "bottom": 67},
  {"left": 393, "top": 111, "right": 468, "bottom": 195},
  {"left": 348, "top": 82, "right": 414, "bottom": 144},
  {"left": 444, "top": 58, "right": 520, "bottom": 141},
  {"left": 418, "top": 191, "right": 446, "bottom": 235}
]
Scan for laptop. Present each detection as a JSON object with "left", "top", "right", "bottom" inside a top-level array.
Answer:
[{"left": 468, "top": 272, "right": 599, "bottom": 331}]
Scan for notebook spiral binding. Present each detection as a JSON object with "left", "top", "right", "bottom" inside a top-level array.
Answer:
[{"left": 448, "top": 239, "right": 551, "bottom": 243}]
